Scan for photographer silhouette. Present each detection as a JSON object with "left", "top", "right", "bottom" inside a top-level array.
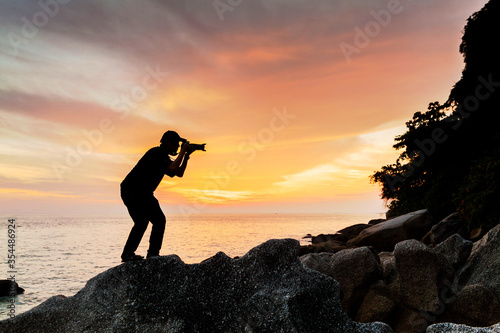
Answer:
[{"left": 120, "top": 130, "right": 203, "bottom": 262}]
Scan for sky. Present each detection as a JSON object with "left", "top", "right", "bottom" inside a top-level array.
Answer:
[{"left": 0, "top": 0, "right": 489, "bottom": 215}]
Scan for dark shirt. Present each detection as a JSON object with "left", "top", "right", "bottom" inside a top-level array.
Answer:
[{"left": 121, "top": 147, "right": 172, "bottom": 193}]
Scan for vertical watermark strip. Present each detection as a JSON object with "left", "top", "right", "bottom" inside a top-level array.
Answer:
[{"left": 6, "top": 218, "right": 17, "bottom": 318}]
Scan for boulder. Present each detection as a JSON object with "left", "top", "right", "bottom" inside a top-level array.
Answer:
[
  {"left": 312, "top": 233, "right": 342, "bottom": 244},
  {"left": 312, "top": 224, "right": 372, "bottom": 244},
  {"left": 392, "top": 306, "right": 435, "bottom": 333},
  {"left": 456, "top": 224, "right": 500, "bottom": 302},
  {"left": 301, "top": 246, "right": 383, "bottom": 317},
  {"left": 393, "top": 239, "right": 454, "bottom": 312},
  {"left": 347, "top": 209, "right": 434, "bottom": 251},
  {"left": 299, "top": 252, "right": 336, "bottom": 276},
  {"left": 368, "top": 218, "right": 386, "bottom": 225},
  {"left": 378, "top": 251, "right": 397, "bottom": 284},
  {"left": 298, "top": 240, "right": 350, "bottom": 255},
  {"left": 445, "top": 284, "right": 500, "bottom": 327},
  {"left": 434, "top": 234, "right": 473, "bottom": 269},
  {"left": 335, "top": 224, "right": 373, "bottom": 242},
  {"left": 0, "top": 280, "right": 24, "bottom": 296},
  {"left": 0, "top": 239, "right": 393, "bottom": 333},
  {"left": 426, "top": 212, "right": 467, "bottom": 245},
  {"left": 311, "top": 233, "right": 333, "bottom": 244},
  {"left": 355, "top": 280, "right": 396, "bottom": 324},
  {"left": 426, "top": 322, "right": 500, "bottom": 333}
]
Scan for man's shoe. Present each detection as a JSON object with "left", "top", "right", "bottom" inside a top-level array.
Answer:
[{"left": 121, "top": 254, "right": 144, "bottom": 262}]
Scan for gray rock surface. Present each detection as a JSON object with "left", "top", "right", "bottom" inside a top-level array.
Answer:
[
  {"left": 347, "top": 209, "right": 434, "bottom": 251},
  {"left": 428, "top": 212, "right": 466, "bottom": 245},
  {"left": 434, "top": 233, "right": 473, "bottom": 269},
  {"left": 456, "top": 224, "right": 500, "bottom": 302},
  {"left": 446, "top": 284, "right": 500, "bottom": 326},
  {"left": 301, "top": 246, "right": 383, "bottom": 317},
  {"left": 299, "top": 252, "right": 336, "bottom": 276},
  {"left": 311, "top": 224, "right": 372, "bottom": 243},
  {"left": 355, "top": 280, "right": 396, "bottom": 324},
  {"left": 0, "top": 239, "right": 393, "bottom": 333},
  {"left": 394, "top": 239, "right": 454, "bottom": 312},
  {"left": 299, "top": 239, "right": 351, "bottom": 255},
  {"left": 426, "top": 322, "right": 500, "bottom": 332},
  {"left": 378, "top": 251, "right": 397, "bottom": 284},
  {"left": 330, "top": 247, "right": 384, "bottom": 317}
]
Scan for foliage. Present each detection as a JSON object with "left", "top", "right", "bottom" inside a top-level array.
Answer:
[
  {"left": 455, "top": 151, "right": 500, "bottom": 230},
  {"left": 371, "top": 0, "right": 500, "bottom": 228}
]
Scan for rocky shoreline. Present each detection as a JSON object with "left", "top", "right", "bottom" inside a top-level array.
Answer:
[
  {"left": 0, "top": 209, "right": 499, "bottom": 332},
  {"left": 0, "top": 239, "right": 392, "bottom": 333},
  {"left": 299, "top": 209, "right": 500, "bottom": 332}
]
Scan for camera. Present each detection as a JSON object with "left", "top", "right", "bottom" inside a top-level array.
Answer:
[
  {"left": 180, "top": 139, "right": 206, "bottom": 152},
  {"left": 188, "top": 143, "right": 206, "bottom": 151}
]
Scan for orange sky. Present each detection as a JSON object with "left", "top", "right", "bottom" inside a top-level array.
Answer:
[{"left": 0, "top": 0, "right": 489, "bottom": 215}]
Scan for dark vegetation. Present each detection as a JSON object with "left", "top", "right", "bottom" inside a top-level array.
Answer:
[{"left": 371, "top": 0, "right": 500, "bottom": 230}]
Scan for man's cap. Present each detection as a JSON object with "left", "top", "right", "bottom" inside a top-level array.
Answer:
[{"left": 160, "top": 130, "right": 185, "bottom": 143}]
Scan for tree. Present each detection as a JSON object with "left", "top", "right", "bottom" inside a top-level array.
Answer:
[{"left": 371, "top": 0, "right": 500, "bottom": 229}]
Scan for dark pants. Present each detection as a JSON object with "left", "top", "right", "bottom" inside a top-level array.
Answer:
[{"left": 121, "top": 190, "right": 166, "bottom": 258}]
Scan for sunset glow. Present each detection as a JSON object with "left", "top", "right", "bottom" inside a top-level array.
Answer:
[{"left": 0, "top": 0, "right": 488, "bottom": 214}]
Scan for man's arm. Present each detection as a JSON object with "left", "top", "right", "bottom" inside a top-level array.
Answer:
[
  {"left": 166, "top": 142, "right": 194, "bottom": 177},
  {"left": 174, "top": 154, "right": 190, "bottom": 177}
]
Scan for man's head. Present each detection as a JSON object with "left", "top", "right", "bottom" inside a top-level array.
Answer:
[{"left": 160, "top": 130, "right": 185, "bottom": 155}]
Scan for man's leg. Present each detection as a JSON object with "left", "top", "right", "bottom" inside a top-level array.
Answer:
[
  {"left": 146, "top": 197, "right": 166, "bottom": 258},
  {"left": 122, "top": 201, "right": 149, "bottom": 260}
]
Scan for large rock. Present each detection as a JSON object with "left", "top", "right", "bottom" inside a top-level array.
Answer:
[
  {"left": 393, "top": 239, "right": 454, "bottom": 312},
  {"left": 347, "top": 209, "right": 434, "bottom": 251},
  {"left": 299, "top": 252, "right": 337, "bottom": 276},
  {"left": 426, "top": 322, "right": 500, "bottom": 332},
  {"left": 445, "top": 284, "right": 500, "bottom": 327},
  {"left": 392, "top": 306, "right": 435, "bottom": 333},
  {"left": 312, "top": 224, "right": 373, "bottom": 244},
  {"left": 299, "top": 240, "right": 351, "bottom": 255},
  {"left": 424, "top": 212, "right": 467, "bottom": 245},
  {"left": 0, "top": 239, "right": 392, "bottom": 333},
  {"left": 434, "top": 234, "right": 473, "bottom": 269},
  {"left": 301, "top": 246, "right": 383, "bottom": 317},
  {"left": 355, "top": 280, "right": 396, "bottom": 324},
  {"left": 368, "top": 218, "right": 386, "bottom": 225},
  {"left": 378, "top": 252, "right": 397, "bottom": 284},
  {"left": 456, "top": 224, "right": 500, "bottom": 302},
  {"left": 0, "top": 280, "right": 24, "bottom": 297}
]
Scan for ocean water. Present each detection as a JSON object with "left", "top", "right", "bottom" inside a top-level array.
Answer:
[{"left": 0, "top": 213, "right": 384, "bottom": 318}]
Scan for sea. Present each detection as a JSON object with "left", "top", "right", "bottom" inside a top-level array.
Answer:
[{"left": 0, "top": 213, "right": 384, "bottom": 318}]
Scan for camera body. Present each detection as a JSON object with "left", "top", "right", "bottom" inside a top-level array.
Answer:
[
  {"left": 189, "top": 143, "right": 206, "bottom": 151},
  {"left": 179, "top": 138, "right": 206, "bottom": 152}
]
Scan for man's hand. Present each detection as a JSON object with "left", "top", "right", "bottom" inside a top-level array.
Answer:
[
  {"left": 181, "top": 141, "right": 197, "bottom": 155},
  {"left": 179, "top": 140, "right": 190, "bottom": 154},
  {"left": 185, "top": 144, "right": 196, "bottom": 155}
]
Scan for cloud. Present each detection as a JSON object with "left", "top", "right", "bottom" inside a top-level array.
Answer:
[
  {"left": 0, "top": 0, "right": 487, "bottom": 213},
  {"left": 273, "top": 164, "right": 340, "bottom": 191},
  {"left": 173, "top": 188, "right": 255, "bottom": 204},
  {"left": 0, "top": 90, "right": 117, "bottom": 128},
  {"left": 271, "top": 126, "right": 402, "bottom": 195}
]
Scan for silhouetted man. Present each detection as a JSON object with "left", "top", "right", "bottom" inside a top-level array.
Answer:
[{"left": 120, "top": 130, "right": 195, "bottom": 262}]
